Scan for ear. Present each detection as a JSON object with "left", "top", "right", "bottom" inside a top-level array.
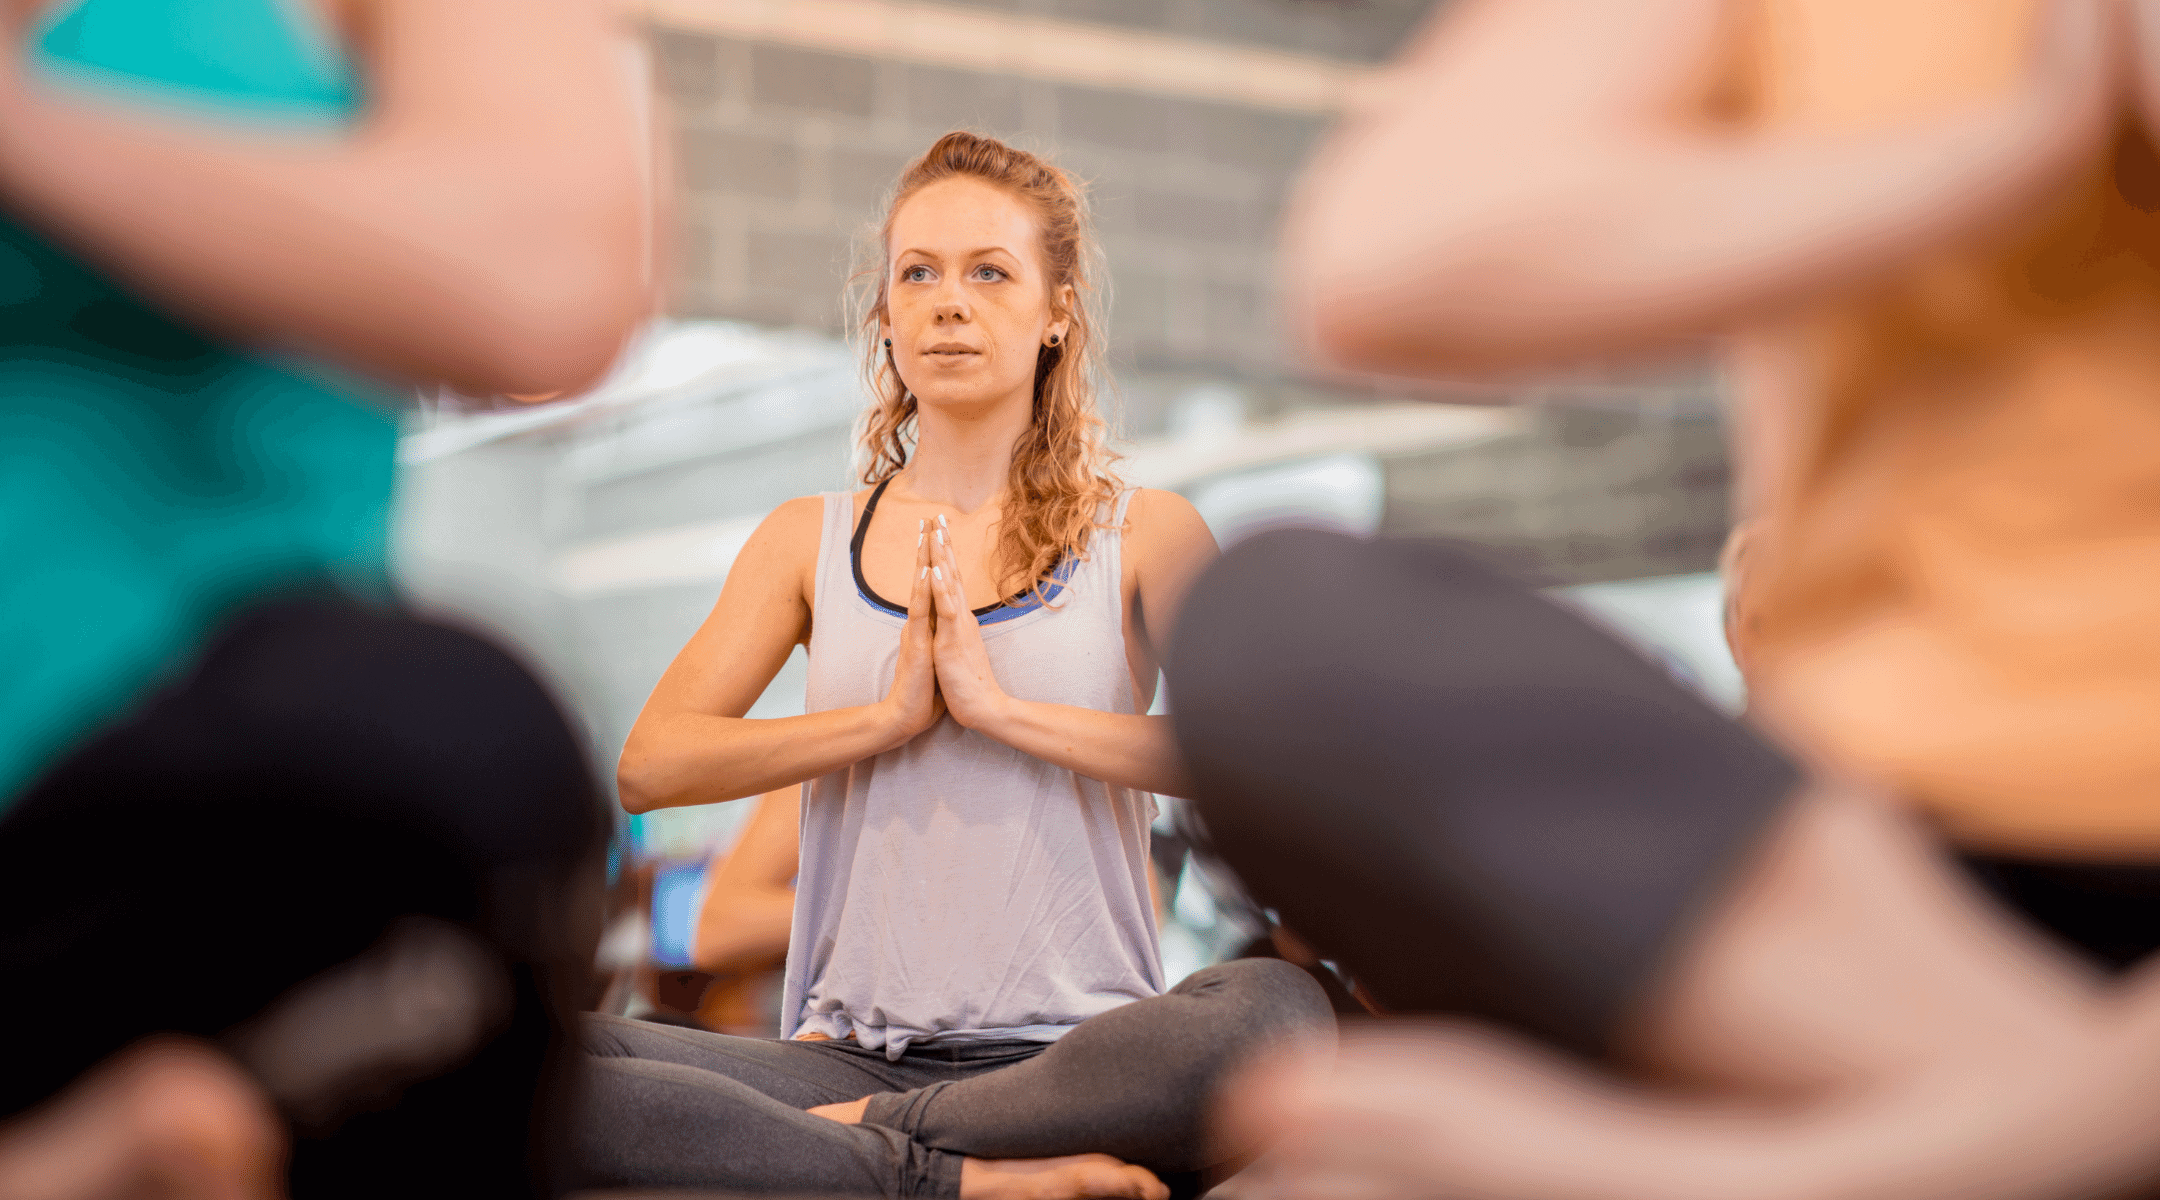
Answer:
[{"left": 1047, "top": 283, "right": 1076, "bottom": 344}]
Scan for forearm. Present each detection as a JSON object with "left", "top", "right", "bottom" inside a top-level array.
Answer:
[
  {"left": 694, "top": 885, "right": 794, "bottom": 974},
  {"left": 973, "top": 703, "right": 1191, "bottom": 797},
  {"left": 617, "top": 704, "right": 904, "bottom": 814},
  {"left": 0, "top": 0, "right": 647, "bottom": 394}
]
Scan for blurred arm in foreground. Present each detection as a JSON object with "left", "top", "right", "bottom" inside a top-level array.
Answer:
[
  {"left": 0, "top": 0, "right": 651, "bottom": 396},
  {"left": 0, "top": 3, "right": 652, "bottom": 1198},
  {"left": 1281, "top": 0, "right": 2119, "bottom": 376}
]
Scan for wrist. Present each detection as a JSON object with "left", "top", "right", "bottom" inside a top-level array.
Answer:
[
  {"left": 961, "top": 690, "right": 1018, "bottom": 737},
  {"left": 868, "top": 699, "right": 912, "bottom": 750}
]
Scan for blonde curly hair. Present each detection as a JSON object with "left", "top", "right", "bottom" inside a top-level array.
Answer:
[{"left": 848, "top": 131, "right": 1122, "bottom": 604}]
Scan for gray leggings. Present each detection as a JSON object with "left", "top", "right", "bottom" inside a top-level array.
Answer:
[{"left": 574, "top": 957, "right": 1332, "bottom": 1196}]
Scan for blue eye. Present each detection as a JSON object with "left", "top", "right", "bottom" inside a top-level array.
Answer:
[
  {"left": 973, "top": 265, "right": 1007, "bottom": 282},
  {"left": 902, "top": 265, "right": 932, "bottom": 283}
]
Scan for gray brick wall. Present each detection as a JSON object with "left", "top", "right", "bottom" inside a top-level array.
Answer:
[
  {"left": 654, "top": 24, "right": 1331, "bottom": 377},
  {"left": 1383, "top": 400, "right": 1734, "bottom": 584},
  {"left": 645, "top": 0, "right": 1737, "bottom": 583},
  {"left": 928, "top": 0, "right": 1436, "bottom": 63}
]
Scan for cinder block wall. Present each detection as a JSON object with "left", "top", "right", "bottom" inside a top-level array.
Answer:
[
  {"left": 645, "top": 0, "right": 1737, "bottom": 584},
  {"left": 653, "top": 31, "right": 1343, "bottom": 381}
]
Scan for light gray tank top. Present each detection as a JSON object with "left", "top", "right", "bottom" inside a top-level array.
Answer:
[{"left": 783, "top": 486, "right": 1163, "bottom": 1057}]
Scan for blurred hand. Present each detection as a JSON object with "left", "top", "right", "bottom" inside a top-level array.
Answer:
[
  {"left": 0, "top": 1037, "right": 286, "bottom": 1200},
  {"left": 1220, "top": 1022, "right": 1682, "bottom": 1200},
  {"left": 926, "top": 516, "right": 1010, "bottom": 732},
  {"left": 879, "top": 517, "right": 945, "bottom": 745}
]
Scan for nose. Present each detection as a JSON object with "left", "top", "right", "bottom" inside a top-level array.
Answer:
[{"left": 933, "top": 298, "right": 968, "bottom": 324}]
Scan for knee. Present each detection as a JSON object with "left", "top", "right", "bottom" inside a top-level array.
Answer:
[
  {"left": 577, "top": 1012, "right": 640, "bottom": 1058},
  {"left": 205, "top": 601, "right": 603, "bottom": 869},
  {"left": 1165, "top": 529, "right": 1366, "bottom": 717},
  {"left": 1180, "top": 957, "right": 1336, "bottom": 1044}
]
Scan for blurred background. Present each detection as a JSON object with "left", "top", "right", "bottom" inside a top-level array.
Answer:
[{"left": 396, "top": 0, "right": 1741, "bottom": 1031}]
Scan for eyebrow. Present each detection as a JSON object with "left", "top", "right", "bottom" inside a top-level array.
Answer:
[{"left": 894, "top": 246, "right": 1021, "bottom": 261}]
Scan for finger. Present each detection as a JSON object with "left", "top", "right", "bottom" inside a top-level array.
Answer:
[
  {"left": 929, "top": 521, "right": 963, "bottom": 620},
  {"left": 932, "top": 516, "right": 965, "bottom": 610},
  {"left": 909, "top": 521, "right": 938, "bottom": 629},
  {"left": 930, "top": 560, "right": 958, "bottom": 622}
]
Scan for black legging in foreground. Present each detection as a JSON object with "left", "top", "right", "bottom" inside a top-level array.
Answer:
[
  {"left": 0, "top": 598, "right": 605, "bottom": 1199},
  {"left": 1166, "top": 531, "right": 1802, "bottom": 1058}
]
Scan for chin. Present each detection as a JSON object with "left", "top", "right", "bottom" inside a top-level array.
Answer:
[{"left": 910, "top": 379, "right": 1026, "bottom": 414}]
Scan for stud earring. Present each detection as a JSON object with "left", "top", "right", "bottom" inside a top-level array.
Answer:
[
  {"left": 882, "top": 338, "right": 892, "bottom": 348},
  {"left": 1047, "top": 334, "right": 1061, "bottom": 348}
]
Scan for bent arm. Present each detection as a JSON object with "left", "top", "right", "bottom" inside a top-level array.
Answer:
[
  {"left": 693, "top": 784, "right": 800, "bottom": 974},
  {"left": 617, "top": 500, "right": 915, "bottom": 813},
  {"left": 1284, "top": 0, "right": 2118, "bottom": 376},
  {"left": 978, "top": 705, "right": 1191, "bottom": 798},
  {"left": 934, "top": 489, "right": 1216, "bottom": 797},
  {"left": 0, "top": 0, "right": 651, "bottom": 396}
]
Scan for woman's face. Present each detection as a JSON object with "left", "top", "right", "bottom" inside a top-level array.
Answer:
[{"left": 883, "top": 177, "right": 1071, "bottom": 417}]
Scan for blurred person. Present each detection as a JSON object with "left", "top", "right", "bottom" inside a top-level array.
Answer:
[
  {"left": 587, "top": 132, "right": 1332, "bottom": 1200},
  {"left": 1717, "top": 517, "right": 1765, "bottom": 685},
  {"left": 0, "top": 0, "right": 647, "bottom": 1195},
  {"left": 1164, "top": 1, "right": 2160, "bottom": 1198},
  {"left": 690, "top": 784, "right": 800, "bottom": 983}
]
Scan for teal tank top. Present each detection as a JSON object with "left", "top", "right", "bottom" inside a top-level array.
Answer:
[{"left": 0, "top": 0, "right": 398, "bottom": 811}]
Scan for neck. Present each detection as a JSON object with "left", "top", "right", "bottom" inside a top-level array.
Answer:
[{"left": 901, "top": 390, "right": 1032, "bottom": 513}]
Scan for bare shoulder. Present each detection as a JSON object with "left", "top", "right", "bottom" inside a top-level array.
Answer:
[
  {"left": 727, "top": 494, "right": 829, "bottom": 592},
  {"left": 1123, "top": 488, "right": 1215, "bottom": 559}
]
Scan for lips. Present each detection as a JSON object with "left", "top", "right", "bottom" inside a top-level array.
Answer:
[{"left": 920, "top": 342, "right": 979, "bottom": 356}]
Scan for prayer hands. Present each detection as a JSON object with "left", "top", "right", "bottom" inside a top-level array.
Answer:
[
  {"left": 879, "top": 517, "right": 945, "bottom": 743},
  {"left": 926, "top": 514, "right": 1011, "bottom": 732}
]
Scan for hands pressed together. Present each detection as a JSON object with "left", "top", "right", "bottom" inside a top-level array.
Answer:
[{"left": 877, "top": 514, "right": 1016, "bottom": 749}]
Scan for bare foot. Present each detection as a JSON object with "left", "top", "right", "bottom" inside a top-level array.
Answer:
[
  {"left": 806, "top": 1097, "right": 870, "bottom": 1124},
  {"left": 960, "top": 1153, "right": 1168, "bottom": 1200}
]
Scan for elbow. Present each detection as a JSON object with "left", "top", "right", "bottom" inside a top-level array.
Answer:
[
  {"left": 615, "top": 744, "right": 661, "bottom": 816},
  {"left": 452, "top": 275, "right": 645, "bottom": 398},
  {"left": 1282, "top": 180, "right": 1571, "bottom": 379},
  {"left": 1288, "top": 260, "right": 1505, "bottom": 380},
  {"left": 441, "top": 188, "right": 651, "bottom": 397}
]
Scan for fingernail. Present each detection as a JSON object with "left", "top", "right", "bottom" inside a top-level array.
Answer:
[
  {"left": 919, "top": 566, "right": 928, "bottom": 580},
  {"left": 932, "top": 566, "right": 943, "bottom": 580},
  {"left": 938, "top": 514, "right": 948, "bottom": 527},
  {"left": 937, "top": 528, "right": 946, "bottom": 545}
]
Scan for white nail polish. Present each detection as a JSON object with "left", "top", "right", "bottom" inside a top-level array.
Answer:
[
  {"left": 938, "top": 514, "right": 948, "bottom": 528},
  {"left": 919, "top": 566, "right": 928, "bottom": 580},
  {"left": 932, "top": 566, "right": 943, "bottom": 580}
]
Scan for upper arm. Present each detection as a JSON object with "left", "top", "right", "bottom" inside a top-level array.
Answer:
[
  {"left": 1125, "top": 488, "right": 1219, "bottom": 661},
  {"left": 637, "top": 496, "right": 822, "bottom": 723}
]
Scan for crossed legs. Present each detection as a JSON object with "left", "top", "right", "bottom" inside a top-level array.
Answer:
[{"left": 576, "top": 958, "right": 1332, "bottom": 1197}]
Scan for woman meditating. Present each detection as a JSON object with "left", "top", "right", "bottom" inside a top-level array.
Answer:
[{"left": 581, "top": 131, "right": 1332, "bottom": 1199}]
